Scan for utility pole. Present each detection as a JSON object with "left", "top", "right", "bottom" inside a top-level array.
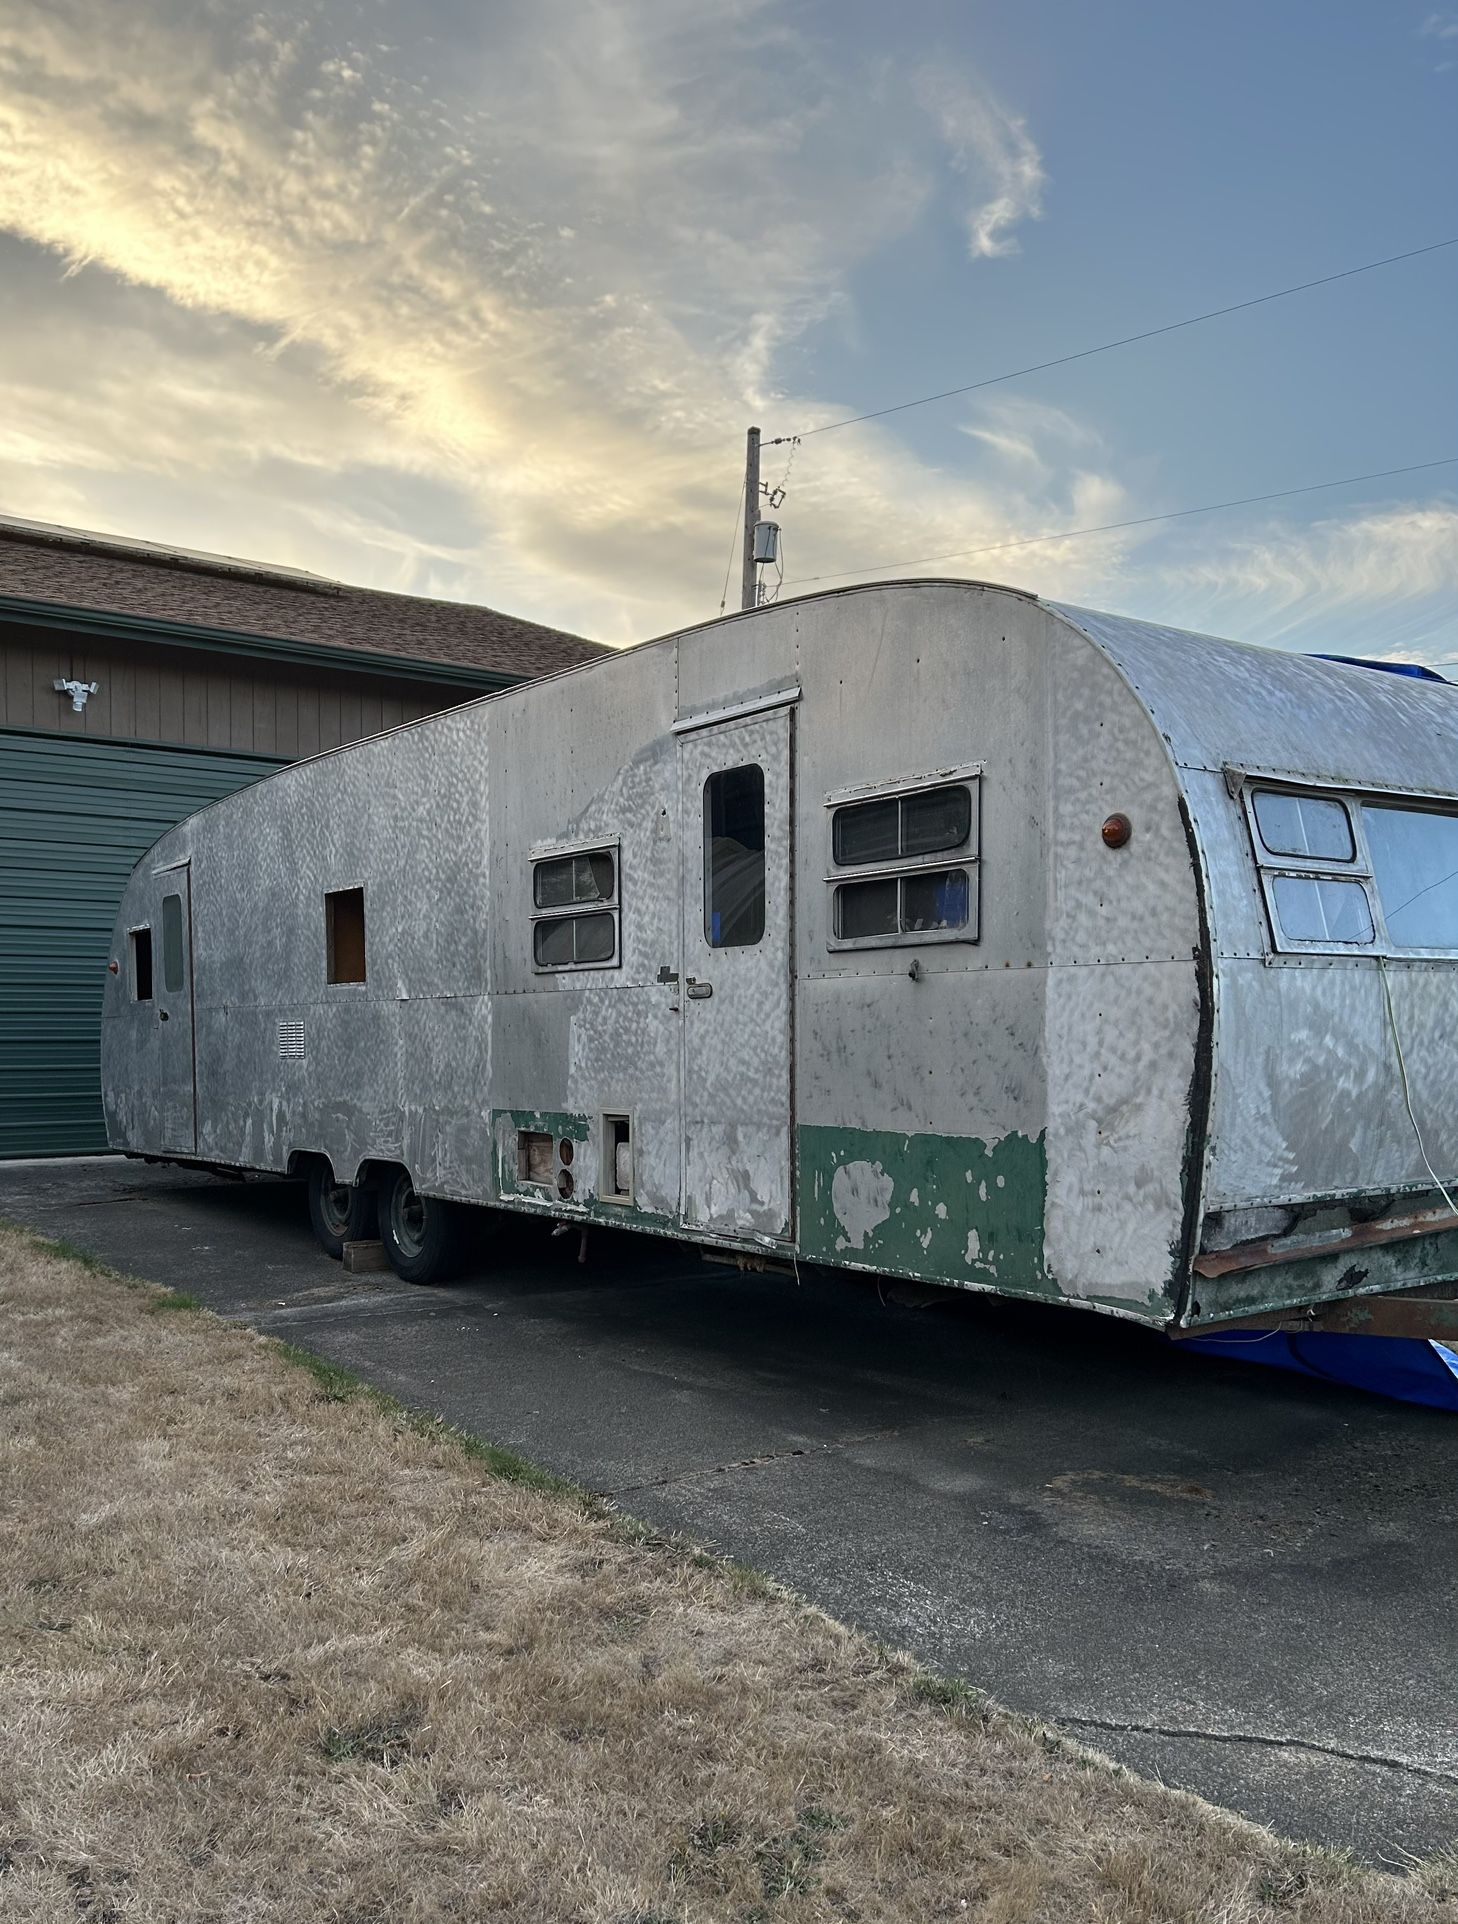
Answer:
[{"left": 740, "top": 425, "right": 760, "bottom": 611}]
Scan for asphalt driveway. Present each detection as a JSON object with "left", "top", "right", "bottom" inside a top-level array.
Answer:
[{"left": 4, "top": 1156, "right": 1455, "bottom": 1869}]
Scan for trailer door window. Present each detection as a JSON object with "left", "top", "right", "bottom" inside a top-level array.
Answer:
[
  {"left": 828, "top": 776, "right": 979, "bottom": 950},
  {"left": 1366, "top": 804, "right": 1458, "bottom": 950},
  {"left": 704, "top": 765, "right": 765, "bottom": 948},
  {"left": 532, "top": 846, "right": 619, "bottom": 970},
  {"left": 161, "top": 893, "right": 185, "bottom": 993}
]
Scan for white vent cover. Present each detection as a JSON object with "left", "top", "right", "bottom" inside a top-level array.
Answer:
[{"left": 277, "top": 1020, "right": 305, "bottom": 1060}]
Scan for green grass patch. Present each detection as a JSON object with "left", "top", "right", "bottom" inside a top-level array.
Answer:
[
  {"left": 0, "top": 1217, "right": 125, "bottom": 1279},
  {"left": 908, "top": 1671, "right": 989, "bottom": 1716},
  {"left": 144, "top": 1288, "right": 203, "bottom": 1313}
]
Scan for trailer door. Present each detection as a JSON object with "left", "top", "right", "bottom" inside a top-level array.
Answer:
[
  {"left": 677, "top": 707, "right": 794, "bottom": 1240},
  {"left": 151, "top": 862, "right": 198, "bottom": 1155}
]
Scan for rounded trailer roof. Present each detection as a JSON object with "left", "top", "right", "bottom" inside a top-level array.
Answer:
[{"left": 1047, "top": 598, "right": 1458, "bottom": 799}]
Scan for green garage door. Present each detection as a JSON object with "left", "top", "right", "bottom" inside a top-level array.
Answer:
[{"left": 0, "top": 729, "right": 287, "bottom": 1157}]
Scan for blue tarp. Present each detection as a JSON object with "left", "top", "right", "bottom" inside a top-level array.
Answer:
[
  {"left": 1309, "top": 653, "right": 1448, "bottom": 683},
  {"left": 1179, "top": 1330, "right": 1458, "bottom": 1411}
]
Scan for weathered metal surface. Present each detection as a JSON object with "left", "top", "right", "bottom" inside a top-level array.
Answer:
[
  {"left": 1054, "top": 599, "right": 1458, "bottom": 1323},
  {"left": 677, "top": 707, "right": 794, "bottom": 1240},
  {"left": 100, "top": 578, "right": 1458, "bottom": 1329},
  {"left": 1193, "top": 1205, "right": 1458, "bottom": 1279},
  {"left": 1172, "top": 1285, "right": 1458, "bottom": 1341}
]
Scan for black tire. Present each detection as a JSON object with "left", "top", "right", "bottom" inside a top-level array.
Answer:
[
  {"left": 378, "top": 1167, "right": 464, "bottom": 1284},
  {"left": 305, "top": 1160, "right": 378, "bottom": 1259}
]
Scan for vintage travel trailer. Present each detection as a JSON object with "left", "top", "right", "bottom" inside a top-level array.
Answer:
[{"left": 101, "top": 580, "right": 1458, "bottom": 1337}]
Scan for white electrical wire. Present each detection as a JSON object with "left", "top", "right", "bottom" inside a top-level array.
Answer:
[{"left": 1378, "top": 955, "right": 1458, "bottom": 1216}]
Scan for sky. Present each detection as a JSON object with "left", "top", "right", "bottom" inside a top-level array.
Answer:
[{"left": 0, "top": 0, "right": 1454, "bottom": 658}]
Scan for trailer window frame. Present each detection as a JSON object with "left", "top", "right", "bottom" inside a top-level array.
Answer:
[
  {"left": 1239, "top": 776, "right": 1458, "bottom": 959},
  {"left": 324, "top": 886, "right": 368, "bottom": 986},
  {"left": 129, "top": 925, "right": 154, "bottom": 1002},
  {"left": 823, "top": 766, "right": 982, "bottom": 953},
  {"left": 530, "top": 838, "right": 621, "bottom": 974}
]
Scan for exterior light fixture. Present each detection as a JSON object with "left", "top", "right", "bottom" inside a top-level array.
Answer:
[
  {"left": 1101, "top": 812, "right": 1132, "bottom": 849},
  {"left": 55, "top": 678, "right": 99, "bottom": 713}
]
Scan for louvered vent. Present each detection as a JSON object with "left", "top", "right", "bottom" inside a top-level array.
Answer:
[{"left": 277, "top": 1020, "right": 305, "bottom": 1060}]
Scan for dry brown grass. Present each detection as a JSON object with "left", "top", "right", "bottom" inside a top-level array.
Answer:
[{"left": 0, "top": 1224, "right": 1449, "bottom": 1924}]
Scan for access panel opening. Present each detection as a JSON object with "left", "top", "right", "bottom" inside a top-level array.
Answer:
[{"left": 602, "top": 1114, "right": 633, "bottom": 1202}]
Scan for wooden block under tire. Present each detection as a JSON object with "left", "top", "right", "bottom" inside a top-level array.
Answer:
[{"left": 342, "top": 1239, "right": 390, "bottom": 1273}]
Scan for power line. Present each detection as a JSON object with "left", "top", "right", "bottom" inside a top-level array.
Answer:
[
  {"left": 717, "top": 471, "right": 747, "bottom": 615},
  {"left": 781, "top": 458, "right": 1458, "bottom": 589},
  {"left": 768, "top": 238, "right": 1458, "bottom": 445}
]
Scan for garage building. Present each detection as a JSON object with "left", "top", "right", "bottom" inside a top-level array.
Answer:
[{"left": 0, "top": 516, "right": 602, "bottom": 1156}]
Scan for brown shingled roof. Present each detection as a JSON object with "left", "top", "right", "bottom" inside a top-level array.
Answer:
[{"left": 0, "top": 516, "right": 606, "bottom": 680}]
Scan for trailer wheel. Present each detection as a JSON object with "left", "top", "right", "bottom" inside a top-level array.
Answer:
[
  {"left": 378, "top": 1168, "right": 463, "bottom": 1284},
  {"left": 306, "top": 1160, "right": 378, "bottom": 1259}
]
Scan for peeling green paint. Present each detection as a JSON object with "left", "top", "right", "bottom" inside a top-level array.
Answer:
[{"left": 796, "top": 1124, "right": 1057, "bottom": 1301}]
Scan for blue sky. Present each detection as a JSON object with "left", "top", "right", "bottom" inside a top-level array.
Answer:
[{"left": 0, "top": 0, "right": 1453, "bottom": 654}]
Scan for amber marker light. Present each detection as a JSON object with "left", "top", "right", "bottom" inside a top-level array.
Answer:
[
  {"left": 107, "top": 959, "right": 119, "bottom": 973},
  {"left": 1101, "top": 813, "right": 1132, "bottom": 848}
]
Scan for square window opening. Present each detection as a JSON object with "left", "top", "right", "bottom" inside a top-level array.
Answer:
[
  {"left": 705, "top": 763, "right": 766, "bottom": 948},
  {"left": 517, "top": 1130, "right": 555, "bottom": 1185},
  {"left": 130, "top": 927, "right": 153, "bottom": 1002},
  {"left": 326, "top": 887, "right": 367, "bottom": 984}
]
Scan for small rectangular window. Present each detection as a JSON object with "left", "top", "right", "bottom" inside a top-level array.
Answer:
[
  {"left": 828, "top": 775, "right": 979, "bottom": 949},
  {"left": 1271, "top": 874, "right": 1374, "bottom": 946},
  {"left": 531, "top": 845, "right": 619, "bottom": 971},
  {"left": 1253, "top": 791, "right": 1354, "bottom": 863},
  {"left": 533, "top": 911, "right": 616, "bottom": 967},
  {"left": 833, "top": 783, "right": 973, "bottom": 867},
  {"left": 1366, "top": 804, "right": 1458, "bottom": 951},
  {"left": 131, "top": 927, "right": 153, "bottom": 1002},
  {"left": 836, "top": 868, "right": 972, "bottom": 940},
  {"left": 534, "top": 851, "right": 615, "bottom": 909},
  {"left": 705, "top": 764, "right": 766, "bottom": 948},
  {"left": 326, "top": 887, "right": 367, "bottom": 984},
  {"left": 161, "top": 893, "right": 185, "bottom": 994}
]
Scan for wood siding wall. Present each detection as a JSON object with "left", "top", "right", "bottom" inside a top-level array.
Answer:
[{"left": 1, "top": 620, "right": 480, "bottom": 759}]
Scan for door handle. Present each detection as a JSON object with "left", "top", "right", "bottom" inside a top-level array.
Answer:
[{"left": 686, "top": 978, "right": 713, "bottom": 999}]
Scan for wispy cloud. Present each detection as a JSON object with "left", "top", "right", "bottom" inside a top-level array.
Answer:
[
  {"left": 915, "top": 68, "right": 1046, "bottom": 258},
  {"left": 0, "top": 0, "right": 1448, "bottom": 663},
  {"left": 0, "top": 0, "right": 1088, "bottom": 639},
  {"left": 1147, "top": 502, "right": 1458, "bottom": 661}
]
